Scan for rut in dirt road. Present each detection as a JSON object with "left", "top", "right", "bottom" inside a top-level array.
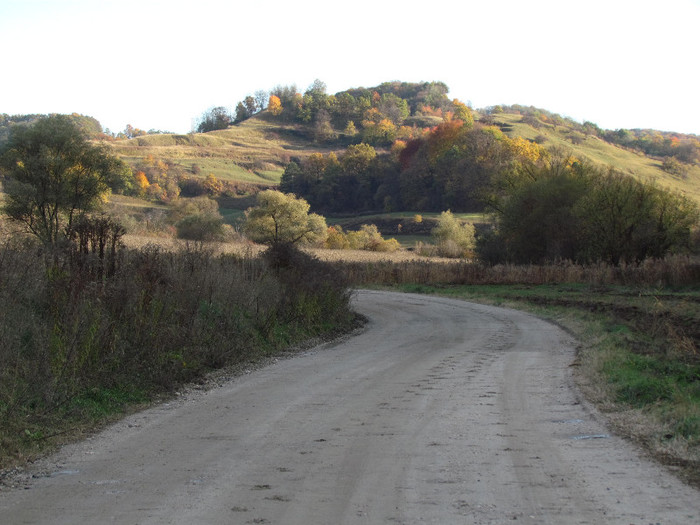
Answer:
[{"left": 1, "top": 290, "right": 698, "bottom": 524}]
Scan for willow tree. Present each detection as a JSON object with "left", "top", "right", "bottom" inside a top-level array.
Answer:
[{"left": 243, "top": 190, "right": 327, "bottom": 246}]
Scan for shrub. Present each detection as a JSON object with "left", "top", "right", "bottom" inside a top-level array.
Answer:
[
  {"left": 661, "top": 157, "right": 687, "bottom": 177},
  {"left": 175, "top": 214, "right": 225, "bottom": 241},
  {"left": 0, "top": 237, "right": 354, "bottom": 468},
  {"left": 325, "top": 225, "right": 350, "bottom": 250},
  {"left": 432, "top": 211, "right": 475, "bottom": 258},
  {"left": 346, "top": 224, "right": 400, "bottom": 252}
]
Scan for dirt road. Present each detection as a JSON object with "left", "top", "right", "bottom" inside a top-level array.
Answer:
[{"left": 1, "top": 290, "right": 698, "bottom": 524}]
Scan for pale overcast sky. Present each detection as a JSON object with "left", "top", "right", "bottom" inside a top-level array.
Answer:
[{"left": 1, "top": 0, "right": 698, "bottom": 135}]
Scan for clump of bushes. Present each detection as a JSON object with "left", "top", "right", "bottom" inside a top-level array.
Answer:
[
  {"left": 325, "top": 224, "right": 400, "bottom": 252},
  {"left": 0, "top": 232, "right": 354, "bottom": 468},
  {"left": 481, "top": 159, "right": 699, "bottom": 265},
  {"left": 169, "top": 196, "right": 229, "bottom": 242}
]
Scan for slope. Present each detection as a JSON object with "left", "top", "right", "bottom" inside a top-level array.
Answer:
[
  {"left": 489, "top": 112, "right": 700, "bottom": 203},
  {"left": 106, "top": 115, "right": 334, "bottom": 187}
]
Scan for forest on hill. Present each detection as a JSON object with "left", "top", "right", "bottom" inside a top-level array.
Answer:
[{"left": 203, "top": 79, "right": 700, "bottom": 209}]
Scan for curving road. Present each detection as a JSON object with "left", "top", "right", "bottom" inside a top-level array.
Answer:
[{"left": 1, "top": 290, "right": 699, "bottom": 524}]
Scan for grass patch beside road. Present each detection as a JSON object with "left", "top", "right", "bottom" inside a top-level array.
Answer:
[{"left": 395, "top": 282, "right": 700, "bottom": 487}]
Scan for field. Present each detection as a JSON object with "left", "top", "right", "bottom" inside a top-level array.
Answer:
[{"left": 1, "top": 222, "right": 699, "bottom": 487}]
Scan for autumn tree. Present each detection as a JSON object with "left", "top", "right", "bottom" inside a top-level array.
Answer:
[
  {"left": 345, "top": 224, "right": 400, "bottom": 252},
  {"left": 344, "top": 120, "right": 357, "bottom": 136},
  {"left": 202, "top": 173, "right": 223, "bottom": 195},
  {"left": 243, "top": 190, "right": 327, "bottom": 246},
  {"left": 123, "top": 124, "right": 146, "bottom": 139},
  {"left": 341, "top": 143, "right": 377, "bottom": 175},
  {"left": 452, "top": 99, "right": 474, "bottom": 127},
  {"left": 268, "top": 95, "right": 283, "bottom": 116},
  {"left": 325, "top": 225, "right": 351, "bottom": 249},
  {"left": 134, "top": 171, "right": 150, "bottom": 196},
  {"left": 0, "top": 115, "right": 132, "bottom": 245}
]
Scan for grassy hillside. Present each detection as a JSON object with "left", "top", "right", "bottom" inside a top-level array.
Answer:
[
  {"left": 105, "top": 110, "right": 700, "bottom": 207},
  {"left": 489, "top": 113, "right": 700, "bottom": 203},
  {"left": 106, "top": 115, "right": 336, "bottom": 187}
]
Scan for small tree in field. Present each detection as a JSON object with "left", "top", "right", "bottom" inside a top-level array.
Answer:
[
  {"left": 432, "top": 210, "right": 476, "bottom": 258},
  {"left": 243, "top": 190, "right": 327, "bottom": 246}
]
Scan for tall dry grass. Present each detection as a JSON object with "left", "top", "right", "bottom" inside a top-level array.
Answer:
[
  {"left": 123, "top": 234, "right": 700, "bottom": 287},
  {"left": 333, "top": 255, "right": 700, "bottom": 287},
  {"left": 0, "top": 235, "right": 353, "bottom": 468}
]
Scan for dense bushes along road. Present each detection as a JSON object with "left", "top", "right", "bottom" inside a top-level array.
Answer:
[{"left": 0, "top": 238, "right": 355, "bottom": 468}]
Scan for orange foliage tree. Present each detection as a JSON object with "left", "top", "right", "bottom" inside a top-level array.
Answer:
[{"left": 268, "top": 95, "right": 283, "bottom": 116}]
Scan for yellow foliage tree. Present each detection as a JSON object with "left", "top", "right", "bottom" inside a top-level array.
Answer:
[
  {"left": 346, "top": 224, "right": 400, "bottom": 252},
  {"left": 268, "top": 95, "right": 283, "bottom": 116},
  {"left": 203, "top": 173, "right": 223, "bottom": 195},
  {"left": 134, "top": 171, "right": 150, "bottom": 195},
  {"left": 504, "top": 136, "right": 546, "bottom": 164},
  {"left": 432, "top": 210, "right": 476, "bottom": 258},
  {"left": 325, "top": 225, "right": 350, "bottom": 249},
  {"left": 452, "top": 99, "right": 474, "bottom": 127}
]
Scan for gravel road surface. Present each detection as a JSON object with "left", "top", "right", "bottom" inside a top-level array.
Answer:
[{"left": 1, "top": 290, "right": 698, "bottom": 524}]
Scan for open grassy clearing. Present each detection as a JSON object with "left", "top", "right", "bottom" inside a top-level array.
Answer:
[
  {"left": 118, "top": 155, "right": 281, "bottom": 185},
  {"left": 391, "top": 281, "right": 700, "bottom": 487},
  {"left": 108, "top": 193, "right": 169, "bottom": 210},
  {"left": 492, "top": 113, "right": 700, "bottom": 204},
  {"left": 105, "top": 116, "right": 341, "bottom": 187}
]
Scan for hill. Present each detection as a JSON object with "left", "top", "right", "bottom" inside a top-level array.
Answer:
[
  {"left": 102, "top": 80, "right": 700, "bottom": 210},
  {"left": 485, "top": 111, "right": 700, "bottom": 203},
  {"left": 3, "top": 81, "right": 699, "bottom": 213}
]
